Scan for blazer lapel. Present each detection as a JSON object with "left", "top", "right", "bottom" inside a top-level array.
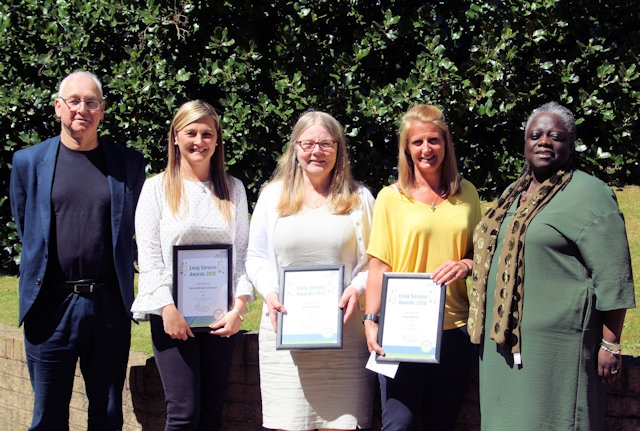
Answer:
[{"left": 36, "top": 138, "right": 60, "bottom": 242}]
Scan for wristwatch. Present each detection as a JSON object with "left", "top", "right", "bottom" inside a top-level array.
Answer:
[{"left": 362, "top": 313, "right": 379, "bottom": 325}]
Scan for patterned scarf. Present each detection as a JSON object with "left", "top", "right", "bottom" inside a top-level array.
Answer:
[{"left": 468, "top": 167, "right": 574, "bottom": 355}]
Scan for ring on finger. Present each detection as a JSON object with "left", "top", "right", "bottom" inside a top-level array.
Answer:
[{"left": 611, "top": 368, "right": 619, "bottom": 375}]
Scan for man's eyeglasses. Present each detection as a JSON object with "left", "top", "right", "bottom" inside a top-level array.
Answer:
[
  {"left": 59, "top": 97, "right": 103, "bottom": 111},
  {"left": 296, "top": 139, "right": 337, "bottom": 152}
]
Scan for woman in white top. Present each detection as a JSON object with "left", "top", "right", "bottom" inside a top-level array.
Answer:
[
  {"left": 246, "top": 110, "right": 376, "bottom": 431},
  {"left": 131, "top": 100, "right": 253, "bottom": 431}
]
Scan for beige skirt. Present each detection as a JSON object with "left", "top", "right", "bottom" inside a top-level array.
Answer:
[{"left": 258, "top": 304, "right": 376, "bottom": 430}]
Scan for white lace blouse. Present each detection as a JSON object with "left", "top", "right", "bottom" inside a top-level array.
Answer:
[{"left": 131, "top": 173, "right": 253, "bottom": 320}]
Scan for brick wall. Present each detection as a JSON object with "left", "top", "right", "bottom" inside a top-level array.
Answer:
[{"left": 1, "top": 323, "right": 639, "bottom": 430}]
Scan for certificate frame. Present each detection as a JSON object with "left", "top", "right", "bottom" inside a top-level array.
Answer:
[
  {"left": 276, "top": 265, "right": 344, "bottom": 350},
  {"left": 172, "top": 244, "right": 232, "bottom": 331},
  {"left": 376, "top": 272, "right": 446, "bottom": 363}
]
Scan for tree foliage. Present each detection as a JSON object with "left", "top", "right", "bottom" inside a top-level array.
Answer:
[{"left": 1, "top": 0, "right": 638, "bottom": 273}]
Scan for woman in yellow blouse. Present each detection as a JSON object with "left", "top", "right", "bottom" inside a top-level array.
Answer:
[{"left": 364, "top": 104, "right": 481, "bottom": 430}]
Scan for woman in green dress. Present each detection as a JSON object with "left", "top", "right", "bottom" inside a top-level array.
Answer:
[{"left": 468, "top": 102, "right": 635, "bottom": 430}]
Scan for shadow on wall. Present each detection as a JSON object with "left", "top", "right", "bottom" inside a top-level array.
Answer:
[{"left": 129, "top": 357, "right": 166, "bottom": 430}]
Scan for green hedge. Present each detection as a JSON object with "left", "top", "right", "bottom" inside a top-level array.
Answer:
[{"left": 1, "top": 0, "right": 638, "bottom": 273}]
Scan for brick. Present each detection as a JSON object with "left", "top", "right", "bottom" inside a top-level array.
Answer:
[
  {"left": 463, "top": 382, "right": 480, "bottom": 403},
  {"left": 222, "top": 421, "right": 264, "bottom": 431},
  {"left": 456, "top": 403, "right": 481, "bottom": 425},
  {"left": 6, "top": 372, "right": 31, "bottom": 397},
  {"left": 606, "top": 393, "right": 626, "bottom": 416},
  {"left": 0, "top": 338, "right": 8, "bottom": 359},
  {"left": 2, "top": 360, "right": 19, "bottom": 379},
  {"left": 243, "top": 331, "right": 260, "bottom": 365},
  {"left": 246, "top": 364, "right": 261, "bottom": 386},
  {"left": 625, "top": 357, "right": 640, "bottom": 395},
  {"left": 620, "top": 417, "right": 640, "bottom": 431},
  {"left": 226, "top": 363, "right": 247, "bottom": 384},
  {"left": 623, "top": 395, "right": 640, "bottom": 416}
]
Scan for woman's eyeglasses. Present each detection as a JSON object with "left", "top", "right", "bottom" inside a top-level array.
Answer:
[{"left": 296, "top": 140, "right": 336, "bottom": 152}]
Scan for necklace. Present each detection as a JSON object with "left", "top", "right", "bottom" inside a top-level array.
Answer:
[
  {"left": 185, "top": 177, "right": 211, "bottom": 194},
  {"left": 196, "top": 181, "right": 210, "bottom": 194},
  {"left": 304, "top": 183, "right": 330, "bottom": 209},
  {"left": 430, "top": 188, "right": 445, "bottom": 212},
  {"left": 520, "top": 184, "right": 540, "bottom": 203},
  {"left": 307, "top": 196, "right": 326, "bottom": 208},
  {"left": 305, "top": 192, "right": 328, "bottom": 209}
]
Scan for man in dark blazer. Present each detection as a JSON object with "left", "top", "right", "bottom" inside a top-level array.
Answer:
[{"left": 10, "top": 71, "right": 146, "bottom": 430}]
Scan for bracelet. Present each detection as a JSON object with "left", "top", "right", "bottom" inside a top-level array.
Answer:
[
  {"left": 362, "top": 313, "right": 379, "bottom": 325},
  {"left": 460, "top": 260, "right": 472, "bottom": 278},
  {"left": 231, "top": 308, "right": 244, "bottom": 321},
  {"left": 600, "top": 343, "right": 620, "bottom": 358},
  {"left": 601, "top": 339, "right": 621, "bottom": 350}
]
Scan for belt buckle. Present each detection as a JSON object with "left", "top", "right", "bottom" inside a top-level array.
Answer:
[{"left": 73, "top": 283, "right": 94, "bottom": 293}]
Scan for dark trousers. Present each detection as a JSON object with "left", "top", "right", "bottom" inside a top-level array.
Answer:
[
  {"left": 150, "top": 315, "right": 235, "bottom": 431},
  {"left": 379, "top": 326, "right": 474, "bottom": 431},
  {"left": 23, "top": 286, "right": 131, "bottom": 431}
]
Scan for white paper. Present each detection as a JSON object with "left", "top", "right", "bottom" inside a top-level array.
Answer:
[{"left": 366, "top": 350, "right": 399, "bottom": 378}]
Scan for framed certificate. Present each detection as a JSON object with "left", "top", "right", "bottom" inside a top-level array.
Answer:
[
  {"left": 276, "top": 265, "right": 344, "bottom": 350},
  {"left": 377, "top": 273, "right": 446, "bottom": 363},
  {"left": 173, "top": 244, "right": 232, "bottom": 331}
]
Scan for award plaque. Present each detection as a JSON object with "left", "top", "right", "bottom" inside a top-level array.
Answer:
[
  {"left": 276, "top": 265, "right": 344, "bottom": 350},
  {"left": 377, "top": 273, "right": 445, "bottom": 363},
  {"left": 173, "top": 244, "right": 232, "bottom": 331}
]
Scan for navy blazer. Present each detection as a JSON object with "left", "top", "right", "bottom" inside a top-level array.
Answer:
[{"left": 10, "top": 136, "right": 146, "bottom": 325}]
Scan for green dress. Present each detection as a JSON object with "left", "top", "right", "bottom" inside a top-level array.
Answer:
[{"left": 478, "top": 171, "right": 635, "bottom": 431}]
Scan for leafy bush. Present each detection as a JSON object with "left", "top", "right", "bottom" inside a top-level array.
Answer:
[{"left": 1, "top": 0, "right": 638, "bottom": 274}]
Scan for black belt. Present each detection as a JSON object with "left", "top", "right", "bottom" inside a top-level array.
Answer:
[{"left": 60, "top": 279, "right": 110, "bottom": 293}]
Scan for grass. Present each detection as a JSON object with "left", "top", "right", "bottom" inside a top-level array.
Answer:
[
  {"left": 2, "top": 185, "right": 640, "bottom": 356},
  {"left": 129, "top": 298, "right": 263, "bottom": 355},
  {"left": 614, "top": 185, "right": 640, "bottom": 355},
  {"left": 0, "top": 276, "right": 18, "bottom": 325}
]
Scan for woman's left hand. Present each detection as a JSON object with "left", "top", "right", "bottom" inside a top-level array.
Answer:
[
  {"left": 432, "top": 259, "right": 470, "bottom": 286},
  {"left": 339, "top": 286, "right": 360, "bottom": 324},
  {"left": 598, "top": 346, "right": 622, "bottom": 382},
  {"left": 599, "top": 310, "right": 626, "bottom": 382},
  {"left": 209, "top": 309, "right": 243, "bottom": 338}
]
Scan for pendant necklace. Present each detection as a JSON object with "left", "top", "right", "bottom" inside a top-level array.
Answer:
[
  {"left": 520, "top": 184, "right": 540, "bottom": 203},
  {"left": 182, "top": 168, "right": 211, "bottom": 193},
  {"left": 431, "top": 188, "right": 444, "bottom": 212},
  {"left": 308, "top": 196, "right": 326, "bottom": 208},
  {"left": 197, "top": 181, "right": 210, "bottom": 194},
  {"left": 187, "top": 177, "right": 211, "bottom": 194}
]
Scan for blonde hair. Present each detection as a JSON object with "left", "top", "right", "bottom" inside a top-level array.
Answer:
[
  {"left": 396, "top": 104, "right": 461, "bottom": 196},
  {"left": 271, "top": 110, "right": 360, "bottom": 216},
  {"left": 163, "top": 100, "right": 232, "bottom": 222}
]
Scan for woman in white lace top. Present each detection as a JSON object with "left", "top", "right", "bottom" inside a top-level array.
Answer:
[{"left": 131, "top": 100, "right": 252, "bottom": 430}]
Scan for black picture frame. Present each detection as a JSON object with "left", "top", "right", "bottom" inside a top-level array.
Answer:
[{"left": 172, "top": 244, "right": 232, "bottom": 331}]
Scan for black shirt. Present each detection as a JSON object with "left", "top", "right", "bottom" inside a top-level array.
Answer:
[{"left": 46, "top": 142, "right": 115, "bottom": 282}]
